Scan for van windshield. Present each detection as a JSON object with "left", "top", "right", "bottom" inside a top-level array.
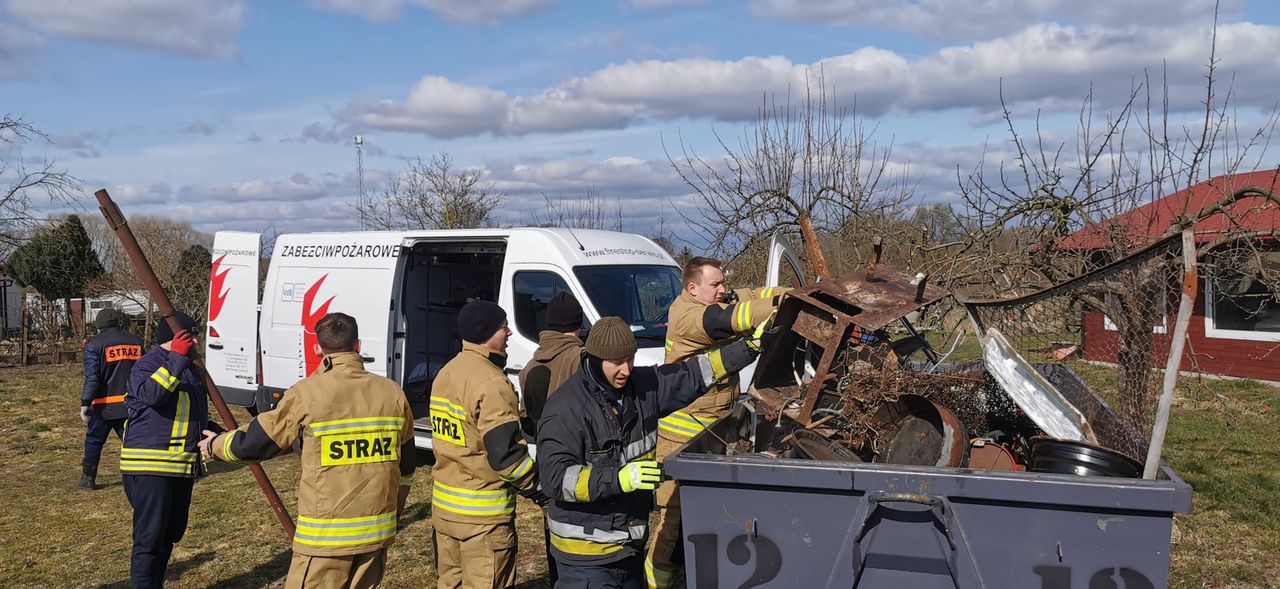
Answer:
[{"left": 574, "top": 265, "right": 681, "bottom": 347}]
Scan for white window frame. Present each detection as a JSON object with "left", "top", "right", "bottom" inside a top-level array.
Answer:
[
  {"left": 1204, "top": 273, "right": 1280, "bottom": 342},
  {"left": 1103, "top": 267, "right": 1169, "bottom": 334}
]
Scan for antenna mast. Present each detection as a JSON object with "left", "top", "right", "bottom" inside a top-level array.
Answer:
[{"left": 354, "top": 135, "right": 365, "bottom": 229}]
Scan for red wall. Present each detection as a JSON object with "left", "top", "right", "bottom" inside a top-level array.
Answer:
[{"left": 1082, "top": 281, "right": 1280, "bottom": 382}]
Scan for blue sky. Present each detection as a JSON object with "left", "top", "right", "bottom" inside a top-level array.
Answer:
[{"left": 3, "top": 0, "right": 1279, "bottom": 239}]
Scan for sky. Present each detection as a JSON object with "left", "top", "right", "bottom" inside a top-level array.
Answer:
[{"left": 3, "top": 0, "right": 1279, "bottom": 242}]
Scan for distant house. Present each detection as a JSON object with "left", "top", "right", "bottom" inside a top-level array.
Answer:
[
  {"left": 0, "top": 271, "right": 19, "bottom": 336},
  {"left": 1061, "top": 170, "right": 1280, "bottom": 382}
]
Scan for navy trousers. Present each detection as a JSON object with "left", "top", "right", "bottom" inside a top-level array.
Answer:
[
  {"left": 83, "top": 413, "right": 125, "bottom": 471},
  {"left": 555, "top": 554, "right": 644, "bottom": 589},
  {"left": 123, "top": 475, "right": 193, "bottom": 589}
]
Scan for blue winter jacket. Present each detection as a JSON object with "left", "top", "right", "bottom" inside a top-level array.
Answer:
[{"left": 121, "top": 346, "right": 210, "bottom": 478}]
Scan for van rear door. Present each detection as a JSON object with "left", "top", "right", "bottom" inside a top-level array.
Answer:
[{"left": 205, "top": 231, "right": 261, "bottom": 406}]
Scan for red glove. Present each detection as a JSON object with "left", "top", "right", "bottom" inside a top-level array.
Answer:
[{"left": 170, "top": 331, "right": 195, "bottom": 357}]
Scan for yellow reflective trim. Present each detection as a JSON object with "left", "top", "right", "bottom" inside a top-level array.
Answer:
[
  {"left": 150, "top": 371, "right": 177, "bottom": 392},
  {"left": 659, "top": 411, "right": 707, "bottom": 438},
  {"left": 120, "top": 460, "right": 195, "bottom": 475},
  {"left": 574, "top": 466, "right": 592, "bottom": 502},
  {"left": 707, "top": 348, "right": 727, "bottom": 380},
  {"left": 221, "top": 432, "right": 242, "bottom": 463},
  {"left": 431, "top": 482, "right": 515, "bottom": 516},
  {"left": 309, "top": 416, "right": 406, "bottom": 435},
  {"left": 645, "top": 558, "right": 676, "bottom": 589},
  {"left": 550, "top": 532, "right": 624, "bottom": 556},
  {"left": 120, "top": 447, "right": 197, "bottom": 458},
  {"left": 428, "top": 397, "right": 468, "bottom": 419},
  {"left": 170, "top": 391, "right": 189, "bottom": 451},
  {"left": 297, "top": 511, "right": 397, "bottom": 525},
  {"left": 500, "top": 454, "right": 534, "bottom": 482}
]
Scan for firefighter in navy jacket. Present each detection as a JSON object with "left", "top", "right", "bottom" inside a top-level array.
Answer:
[
  {"left": 536, "top": 317, "right": 762, "bottom": 587},
  {"left": 79, "top": 308, "right": 143, "bottom": 490},
  {"left": 121, "top": 312, "right": 217, "bottom": 589}
]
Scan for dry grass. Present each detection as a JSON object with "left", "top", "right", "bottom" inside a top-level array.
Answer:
[
  {"left": 0, "top": 364, "right": 549, "bottom": 588},
  {"left": 1, "top": 363, "right": 1276, "bottom": 587}
]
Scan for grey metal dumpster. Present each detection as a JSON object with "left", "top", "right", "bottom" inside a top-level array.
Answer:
[{"left": 664, "top": 365, "right": 1193, "bottom": 589}]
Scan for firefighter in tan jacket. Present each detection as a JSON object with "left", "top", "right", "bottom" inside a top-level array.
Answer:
[
  {"left": 431, "top": 301, "right": 541, "bottom": 589},
  {"left": 199, "top": 312, "right": 416, "bottom": 589},
  {"left": 646, "top": 257, "right": 786, "bottom": 589}
]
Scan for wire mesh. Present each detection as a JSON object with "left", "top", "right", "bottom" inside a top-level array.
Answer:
[{"left": 962, "top": 234, "right": 1192, "bottom": 432}]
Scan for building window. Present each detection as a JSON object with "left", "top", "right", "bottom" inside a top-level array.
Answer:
[
  {"left": 1205, "top": 250, "right": 1280, "bottom": 342},
  {"left": 512, "top": 271, "right": 572, "bottom": 342}
]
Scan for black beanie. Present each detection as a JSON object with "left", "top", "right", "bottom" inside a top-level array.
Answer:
[
  {"left": 546, "top": 292, "right": 583, "bottom": 333},
  {"left": 155, "top": 311, "right": 199, "bottom": 345},
  {"left": 94, "top": 308, "right": 127, "bottom": 330},
  {"left": 458, "top": 301, "right": 506, "bottom": 344}
]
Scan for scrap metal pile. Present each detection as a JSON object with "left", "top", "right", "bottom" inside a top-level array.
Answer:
[{"left": 744, "top": 258, "right": 1145, "bottom": 478}]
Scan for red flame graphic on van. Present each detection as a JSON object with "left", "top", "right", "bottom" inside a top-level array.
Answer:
[
  {"left": 302, "top": 274, "right": 335, "bottom": 376},
  {"left": 208, "top": 255, "right": 231, "bottom": 336}
]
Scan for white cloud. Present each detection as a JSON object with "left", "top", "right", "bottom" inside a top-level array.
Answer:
[
  {"left": 339, "top": 21, "right": 1280, "bottom": 138},
  {"left": 178, "top": 172, "right": 344, "bottom": 203},
  {"left": 307, "top": 0, "right": 555, "bottom": 25},
  {"left": 5, "top": 0, "right": 245, "bottom": 59},
  {"left": 748, "top": 0, "right": 1247, "bottom": 41}
]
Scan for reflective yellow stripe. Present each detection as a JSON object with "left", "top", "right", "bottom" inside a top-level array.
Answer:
[
  {"left": 150, "top": 367, "right": 177, "bottom": 392},
  {"left": 310, "top": 416, "right": 406, "bottom": 435},
  {"left": 294, "top": 511, "right": 397, "bottom": 547},
  {"left": 121, "top": 449, "right": 197, "bottom": 462},
  {"left": 429, "top": 397, "right": 468, "bottom": 419},
  {"left": 664, "top": 339, "right": 673, "bottom": 352},
  {"left": 737, "top": 300, "right": 755, "bottom": 332},
  {"left": 221, "top": 432, "right": 242, "bottom": 463},
  {"left": 658, "top": 411, "right": 707, "bottom": 438},
  {"left": 645, "top": 558, "right": 676, "bottom": 589},
  {"left": 170, "top": 390, "right": 189, "bottom": 451},
  {"left": 758, "top": 287, "right": 776, "bottom": 299},
  {"left": 707, "top": 348, "right": 727, "bottom": 380},
  {"left": 119, "top": 459, "right": 195, "bottom": 475},
  {"left": 500, "top": 454, "right": 534, "bottom": 483},
  {"left": 431, "top": 481, "right": 515, "bottom": 517},
  {"left": 574, "top": 466, "right": 592, "bottom": 502},
  {"left": 549, "top": 532, "right": 624, "bottom": 556}
]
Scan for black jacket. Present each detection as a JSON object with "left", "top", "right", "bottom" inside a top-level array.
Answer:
[
  {"left": 536, "top": 339, "right": 756, "bottom": 566},
  {"left": 82, "top": 326, "right": 144, "bottom": 420}
]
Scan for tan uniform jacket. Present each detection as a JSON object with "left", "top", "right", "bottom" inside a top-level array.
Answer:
[
  {"left": 430, "top": 341, "right": 538, "bottom": 525},
  {"left": 659, "top": 287, "right": 786, "bottom": 441},
  {"left": 518, "top": 331, "right": 583, "bottom": 435},
  {"left": 210, "top": 352, "right": 415, "bottom": 557}
]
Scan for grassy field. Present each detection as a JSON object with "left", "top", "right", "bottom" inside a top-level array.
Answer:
[{"left": 1, "top": 363, "right": 1277, "bottom": 587}]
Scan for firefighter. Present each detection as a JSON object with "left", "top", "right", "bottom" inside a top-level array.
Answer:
[
  {"left": 430, "top": 301, "right": 543, "bottom": 589},
  {"left": 518, "top": 291, "right": 585, "bottom": 586},
  {"left": 79, "top": 308, "right": 143, "bottom": 490},
  {"left": 537, "top": 316, "right": 764, "bottom": 587},
  {"left": 121, "top": 311, "right": 219, "bottom": 589},
  {"left": 200, "top": 312, "right": 416, "bottom": 589},
  {"left": 646, "top": 257, "right": 786, "bottom": 589}
]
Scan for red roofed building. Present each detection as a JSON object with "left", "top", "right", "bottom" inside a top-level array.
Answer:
[{"left": 1067, "top": 170, "right": 1280, "bottom": 382}]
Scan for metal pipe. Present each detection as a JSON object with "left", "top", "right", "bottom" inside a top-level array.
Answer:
[
  {"left": 1143, "top": 229, "right": 1198, "bottom": 480},
  {"left": 95, "top": 189, "right": 296, "bottom": 537}
]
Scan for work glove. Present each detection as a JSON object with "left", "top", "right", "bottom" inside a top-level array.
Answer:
[
  {"left": 618, "top": 459, "right": 661, "bottom": 493},
  {"left": 170, "top": 331, "right": 195, "bottom": 357},
  {"left": 80, "top": 406, "right": 91, "bottom": 423}
]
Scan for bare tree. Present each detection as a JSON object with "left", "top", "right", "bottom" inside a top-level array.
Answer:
[
  {"left": 1, "top": 115, "right": 81, "bottom": 255},
  {"left": 532, "top": 190, "right": 624, "bottom": 231},
  {"left": 946, "top": 20, "right": 1280, "bottom": 426},
  {"left": 356, "top": 152, "right": 504, "bottom": 230},
  {"left": 667, "top": 76, "right": 912, "bottom": 278}
]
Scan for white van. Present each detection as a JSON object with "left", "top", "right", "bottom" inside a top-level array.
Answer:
[{"left": 204, "top": 228, "right": 803, "bottom": 453}]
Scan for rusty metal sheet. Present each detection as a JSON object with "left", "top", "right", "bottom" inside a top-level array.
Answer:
[{"left": 804, "top": 268, "right": 950, "bottom": 331}]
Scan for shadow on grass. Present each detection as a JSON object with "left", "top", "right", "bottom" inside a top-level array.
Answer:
[
  {"left": 206, "top": 550, "right": 293, "bottom": 588},
  {"left": 96, "top": 551, "right": 217, "bottom": 589}
]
